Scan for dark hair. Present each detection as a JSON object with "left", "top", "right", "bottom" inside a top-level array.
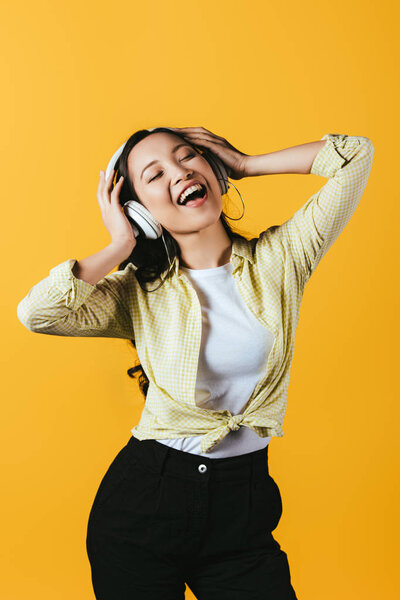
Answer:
[{"left": 112, "top": 127, "right": 254, "bottom": 398}]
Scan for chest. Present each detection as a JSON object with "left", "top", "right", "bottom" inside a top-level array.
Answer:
[{"left": 132, "top": 266, "right": 289, "bottom": 372}]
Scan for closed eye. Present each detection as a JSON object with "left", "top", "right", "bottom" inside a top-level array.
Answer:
[{"left": 149, "top": 153, "right": 195, "bottom": 182}]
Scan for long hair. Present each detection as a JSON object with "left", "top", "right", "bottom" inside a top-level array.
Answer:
[{"left": 112, "top": 127, "right": 253, "bottom": 398}]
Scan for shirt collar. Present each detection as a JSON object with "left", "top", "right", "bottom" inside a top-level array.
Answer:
[
  {"left": 173, "top": 235, "right": 255, "bottom": 278},
  {"left": 231, "top": 234, "right": 255, "bottom": 265}
]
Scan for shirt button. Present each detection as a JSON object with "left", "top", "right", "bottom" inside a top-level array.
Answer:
[{"left": 198, "top": 464, "right": 207, "bottom": 473}]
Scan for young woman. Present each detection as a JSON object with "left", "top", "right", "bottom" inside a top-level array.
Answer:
[{"left": 17, "top": 126, "right": 374, "bottom": 599}]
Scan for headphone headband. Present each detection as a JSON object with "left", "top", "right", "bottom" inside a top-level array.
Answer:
[{"left": 105, "top": 141, "right": 128, "bottom": 181}]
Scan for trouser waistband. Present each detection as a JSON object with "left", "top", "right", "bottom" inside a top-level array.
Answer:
[{"left": 125, "top": 435, "right": 271, "bottom": 483}]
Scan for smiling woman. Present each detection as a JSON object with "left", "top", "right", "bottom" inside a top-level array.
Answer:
[
  {"left": 116, "top": 127, "right": 251, "bottom": 270},
  {"left": 111, "top": 126, "right": 253, "bottom": 396},
  {"left": 86, "top": 130, "right": 372, "bottom": 599},
  {"left": 127, "top": 131, "right": 223, "bottom": 229},
  {"left": 17, "top": 120, "right": 373, "bottom": 599}
]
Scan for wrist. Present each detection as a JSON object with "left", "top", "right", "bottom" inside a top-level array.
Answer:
[
  {"left": 108, "top": 239, "right": 136, "bottom": 261},
  {"left": 238, "top": 154, "right": 251, "bottom": 179},
  {"left": 242, "top": 154, "right": 261, "bottom": 177}
]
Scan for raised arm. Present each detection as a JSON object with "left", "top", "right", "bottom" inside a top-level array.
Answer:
[
  {"left": 255, "top": 134, "right": 375, "bottom": 283},
  {"left": 17, "top": 242, "right": 137, "bottom": 339}
]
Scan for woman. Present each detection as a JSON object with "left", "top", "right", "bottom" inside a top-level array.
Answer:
[{"left": 17, "top": 126, "right": 374, "bottom": 599}]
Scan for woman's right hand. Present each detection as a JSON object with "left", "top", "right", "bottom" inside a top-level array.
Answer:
[{"left": 97, "top": 169, "right": 137, "bottom": 251}]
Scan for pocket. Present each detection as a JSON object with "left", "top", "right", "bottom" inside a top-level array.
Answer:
[
  {"left": 250, "top": 473, "right": 283, "bottom": 533},
  {"left": 269, "top": 476, "right": 283, "bottom": 525}
]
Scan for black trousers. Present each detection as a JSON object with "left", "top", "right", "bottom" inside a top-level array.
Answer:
[{"left": 86, "top": 435, "right": 298, "bottom": 599}]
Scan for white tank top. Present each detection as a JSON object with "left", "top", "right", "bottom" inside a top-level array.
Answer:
[{"left": 155, "top": 261, "right": 274, "bottom": 458}]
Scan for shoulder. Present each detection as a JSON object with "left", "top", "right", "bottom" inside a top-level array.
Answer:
[{"left": 232, "top": 228, "right": 286, "bottom": 270}]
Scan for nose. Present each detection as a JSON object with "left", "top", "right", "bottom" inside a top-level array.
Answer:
[
  {"left": 172, "top": 167, "right": 196, "bottom": 197},
  {"left": 173, "top": 166, "right": 194, "bottom": 185}
]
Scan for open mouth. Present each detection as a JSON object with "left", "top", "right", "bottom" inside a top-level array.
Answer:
[{"left": 178, "top": 183, "right": 208, "bottom": 207}]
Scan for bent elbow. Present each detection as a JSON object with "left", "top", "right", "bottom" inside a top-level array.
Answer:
[
  {"left": 17, "top": 302, "right": 32, "bottom": 331},
  {"left": 17, "top": 300, "right": 40, "bottom": 332}
]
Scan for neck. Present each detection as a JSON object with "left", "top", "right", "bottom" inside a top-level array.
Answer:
[{"left": 172, "top": 219, "right": 232, "bottom": 270}]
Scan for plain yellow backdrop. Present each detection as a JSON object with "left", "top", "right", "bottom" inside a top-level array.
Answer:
[{"left": 2, "top": 0, "right": 399, "bottom": 598}]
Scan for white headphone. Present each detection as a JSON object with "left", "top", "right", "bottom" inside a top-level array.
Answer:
[{"left": 105, "top": 126, "right": 230, "bottom": 240}]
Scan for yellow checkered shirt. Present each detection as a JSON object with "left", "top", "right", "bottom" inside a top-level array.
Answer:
[{"left": 17, "top": 134, "right": 374, "bottom": 453}]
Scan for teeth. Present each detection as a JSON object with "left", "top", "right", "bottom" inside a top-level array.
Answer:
[{"left": 178, "top": 183, "right": 204, "bottom": 205}]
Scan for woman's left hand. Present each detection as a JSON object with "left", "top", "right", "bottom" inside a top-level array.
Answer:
[{"left": 169, "top": 126, "right": 249, "bottom": 180}]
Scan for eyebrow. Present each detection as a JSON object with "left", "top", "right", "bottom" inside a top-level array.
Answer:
[{"left": 140, "top": 143, "right": 192, "bottom": 180}]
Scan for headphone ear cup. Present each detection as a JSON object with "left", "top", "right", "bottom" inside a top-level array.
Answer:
[
  {"left": 123, "top": 201, "right": 163, "bottom": 240},
  {"left": 105, "top": 136, "right": 163, "bottom": 240}
]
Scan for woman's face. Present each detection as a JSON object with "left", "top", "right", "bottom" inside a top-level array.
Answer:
[{"left": 127, "top": 132, "right": 223, "bottom": 235}]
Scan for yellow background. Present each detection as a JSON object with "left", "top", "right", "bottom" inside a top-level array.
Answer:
[{"left": 2, "top": 0, "right": 399, "bottom": 598}]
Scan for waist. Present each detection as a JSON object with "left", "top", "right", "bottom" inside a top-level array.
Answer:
[{"left": 125, "top": 434, "right": 271, "bottom": 483}]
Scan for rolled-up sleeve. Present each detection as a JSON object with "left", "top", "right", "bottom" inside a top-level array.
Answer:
[
  {"left": 17, "top": 258, "right": 136, "bottom": 339},
  {"left": 276, "top": 134, "right": 375, "bottom": 283}
]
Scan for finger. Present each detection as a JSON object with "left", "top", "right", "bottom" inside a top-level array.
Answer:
[
  {"left": 183, "top": 134, "right": 226, "bottom": 148},
  {"left": 111, "top": 175, "right": 124, "bottom": 194},
  {"left": 171, "top": 126, "right": 205, "bottom": 134},
  {"left": 99, "top": 170, "right": 115, "bottom": 205},
  {"left": 104, "top": 168, "right": 115, "bottom": 194},
  {"left": 181, "top": 130, "right": 226, "bottom": 144},
  {"left": 183, "top": 126, "right": 221, "bottom": 139},
  {"left": 98, "top": 168, "right": 111, "bottom": 198},
  {"left": 97, "top": 171, "right": 107, "bottom": 206},
  {"left": 110, "top": 175, "right": 124, "bottom": 203},
  {"left": 97, "top": 169, "right": 105, "bottom": 192}
]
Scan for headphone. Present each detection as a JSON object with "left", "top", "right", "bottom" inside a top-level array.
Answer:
[{"left": 104, "top": 126, "right": 231, "bottom": 240}]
